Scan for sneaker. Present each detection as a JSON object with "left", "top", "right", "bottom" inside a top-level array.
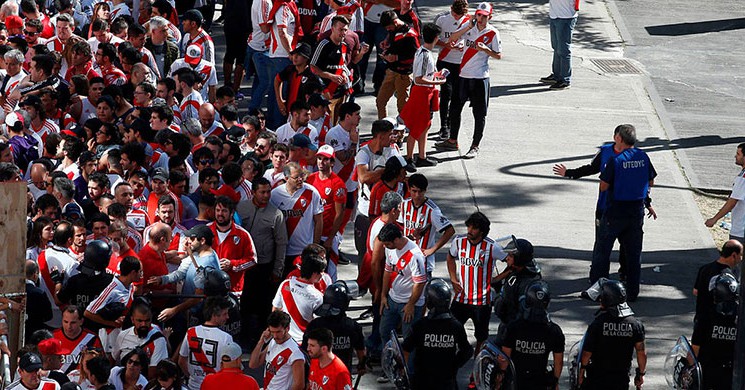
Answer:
[
  {"left": 415, "top": 157, "right": 438, "bottom": 167},
  {"left": 235, "top": 92, "right": 245, "bottom": 100},
  {"left": 404, "top": 158, "right": 418, "bottom": 173},
  {"left": 337, "top": 251, "right": 351, "bottom": 265},
  {"left": 438, "top": 127, "right": 449, "bottom": 140},
  {"left": 539, "top": 74, "right": 557, "bottom": 84},
  {"left": 358, "top": 307, "right": 374, "bottom": 320},
  {"left": 464, "top": 146, "right": 479, "bottom": 159},
  {"left": 549, "top": 81, "right": 570, "bottom": 90},
  {"left": 434, "top": 140, "right": 459, "bottom": 150},
  {"left": 377, "top": 375, "right": 390, "bottom": 383}
]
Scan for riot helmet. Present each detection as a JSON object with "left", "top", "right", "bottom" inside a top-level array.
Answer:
[
  {"left": 712, "top": 272, "right": 739, "bottom": 316},
  {"left": 425, "top": 278, "right": 453, "bottom": 316},
  {"left": 82, "top": 240, "right": 112, "bottom": 272},
  {"left": 504, "top": 236, "right": 534, "bottom": 267},
  {"left": 519, "top": 280, "right": 551, "bottom": 322},
  {"left": 314, "top": 282, "right": 350, "bottom": 317},
  {"left": 204, "top": 267, "right": 231, "bottom": 296},
  {"left": 599, "top": 279, "right": 634, "bottom": 318}
]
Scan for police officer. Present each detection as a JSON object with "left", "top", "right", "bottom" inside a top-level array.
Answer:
[
  {"left": 692, "top": 272, "right": 738, "bottom": 390},
  {"left": 57, "top": 240, "right": 115, "bottom": 312},
  {"left": 693, "top": 240, "right": 742, "bottom": 329},
  {"left": 502, "top": 280, "right": 565, "bottom": 390},
  {"left": 591, "top": 124, "right": 657, "bottom": 301},
  {"left": 191, "top": 268, "right": 242, "bottom": 341},
  {"left": 402, "top": 278, "right": 473, "bottom": 390},
  {"left": 494, "top": 238, "right": 542, "bottom": 338},
  {"left": 579, "top": 279, "right": 646, "bottom": 390},
  {"left": 303, "top": 282, "right": 367, "bottom": 374}
]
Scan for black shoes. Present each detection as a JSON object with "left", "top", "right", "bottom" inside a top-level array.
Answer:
[
  {"left": 539, "top": 74, "right": 558, "bottom": 84},
  {"left": 549, "top": 81, "right": 570, "bottom": 90}
]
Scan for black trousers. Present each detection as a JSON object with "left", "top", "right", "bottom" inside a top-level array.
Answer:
[
  {"left": 449, "top": 77, "right": 490, "bottom": 147},
  {"left": 436, "top": 60, "right": 461, "bottom": 132},
  {"left": 240, "top": 262, "right": 276, "bottom": 349}
]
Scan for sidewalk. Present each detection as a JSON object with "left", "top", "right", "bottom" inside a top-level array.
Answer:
[{"left": 333, "top": 0, "right": 718, "bottom": 388}]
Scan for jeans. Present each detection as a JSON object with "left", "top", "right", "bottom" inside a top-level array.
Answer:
[
  {"left": 549, "top": 16, "right": 577, "bottom": 84},
  {"left": 591, "top": 212, "right": 644, "bottom": 299},
  {"left": 365, "top": 301, "right": 383, "bottom": 356},
  {"left": 249, "top": 51, "right": 272, "bottom": 111},
  {"left": 449, "top": 78, "right": 490, "bottom": 147},
  {"left": 265, "top": 56, "right": 292, "bottom": 129},
  {"left": 376, "top": 69, "right": 412, "bottom": 119},
  {"left": 359, "top": 19, "right": 389, "bottom": 93},
  {"left": 379, "top": 296, "right": 424, "bottom": 345}
]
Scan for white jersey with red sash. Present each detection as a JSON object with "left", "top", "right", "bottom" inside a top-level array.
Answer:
[
  {"left": 179, "top": 324, "right": 234, "bottom": 390},
  {"left": 32, "top": 119, "right": 61, "bottom": 145},
  {"left": 272, "top": 276, "right": 323, "bottom": 342},
  {"left": 46, "top": 37, "right": 70, "bottom": 76},
  {"left": 50, "top": 109, "right": 76, "bottom": 130},
  {"left": 263, "top": 337, "right": 305, "bottom": 390},
  {"left": 38, "top": 246, "right": 78, "bottom": 328},
  {"left": 325, "top": 124, "right": 357, "bottom": 192},
  {"left": 449, "top": 235, "right": 507, "bottom": 306},
  {"left": 127, "top": 209, "right": 150, "bottom": 232},
  {"left": 5, "top": 379, "right": 60, "bottom": 390},
  {"left": 1, "top": 70, "right": 26, "bottom": 111},
  {"left": 270, "top": 183, "right": 324, "bottom": 256},
  {"left": 275, "top": 122, "right": 319, "bottom": 146},
  {"left": 52, "top": 328, "right": 102, "bottom": 374},
  {"left": 434, "top": 12, "right": 471, "bottom": 64},
  {"left": 179, "top": 90, "right": 203, "bottom": 121},
  {"left": 459, "top": 24, "right": 502, "bottom": 79},
  {"left": 384, "top": 239, "right": 427, "bottom": 306},
  {"left": 235, "top": 179, "right": 253, "bottom": 201},
  {"left": 57, "top": 161, "right": 79, "bottom": 180},
  {"left": 114, "top": 325, "right": 168, "bottom": 366},
  {"left": 127, "top": 226, "right": 144, "bottom": 253},
  {"left": 399, "top": 198, "right": 452, "bottom": 272},
  {"left": 181, "top": 29, "right": 215, "bottom": 64},
  {"left": 168, "top": 59, "right": 218, "bottom": 102},
  {"left": 309, "top": 113, "right": 331, "bottom": 146}
]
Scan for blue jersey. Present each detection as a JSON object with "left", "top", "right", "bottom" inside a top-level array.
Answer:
[{"left": 600, "top": 148, "right": 656, "bottom": 216}]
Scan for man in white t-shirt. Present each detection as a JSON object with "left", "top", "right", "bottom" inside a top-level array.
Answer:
[
  {"left": 706, "top": 143, "right": 745, "bottom": 244},
  {"left": 274, "top": 101, "right": 319, "bottom": 146},
  {"left": 248, "top": 311, "right": 306, "bottom": 390},
  {"left": 377, "top": 223, "right": 427, "bottom": 345},
  {"left": 112, "top": 303, "right": 168, "bottom": 378},
  {"left": 272, "top": 252, "right": 326, "bottom": 342},
  {"left": 270, "top": 162, "right": 324, "bottom": 273},
  {"left": 540, "top": 0, "right": 579, "bottom": 89},
  {"left": 434, "top": 2, "right": 501, "bottom": 159},
  {"left": 247, "top": 0, "right": 272, "bottom": 109},
  {"left": 178, "top": 297, "right": 234, "bottom": 390}
]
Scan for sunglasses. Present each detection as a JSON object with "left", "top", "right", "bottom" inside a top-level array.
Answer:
[
  {"left": 127, "top": 359, "right": 141, "bottom": 366},
  {"left": 23, "top": 30, "right": 40, "bottom": 36},
  {"left": 198, "top": 159, "right": 214, "bottom": 165}
]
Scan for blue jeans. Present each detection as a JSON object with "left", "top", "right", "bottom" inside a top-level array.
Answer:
[
  {"left": 591, "top": 213, "right": 644, "bottom": 299},
  {"left": 249, "top": 51, "right": 272, "bottom": 111},
  {"left": 359, "top": 19, "right": 389, "bottom": 93},
  {"left": 549, "top": 16, "right": 577, "bottom": 84},
  {"left": 265, "top": 56, "right": 292, "bottom": 129},
  {"left": 365, "top": 301, "right": 383, "bottom": 356},
  {"left": 244, "top": 46, "right": 262, "bottom": 86},
  {"left": 379, "top": 296, "right": 424, "bottom": 346}
]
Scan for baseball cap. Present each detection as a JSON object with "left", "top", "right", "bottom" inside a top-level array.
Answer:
[
  {"left": 290, "top": 42, "right": 312, "bottom": 59},
  {"left": 475, "top": 2, "right": 493, "bottom": 16},
  {"left": 6, "top": 15, "right": 24, "bottom": 30},
  {"left": 308, "top": 93, "right": 330, "bottom": 107},
  {"left": 289, "top": 133, "right": 318, "bottom": 151},
  {"left": 185, "top": 224, "right": 214, "bottom": 240},
  {"left": 317, "top": 144, "right": 335, "bottom": 159},
  {"left": 38, "top": 338, "right": 72, "bottom": 356},
  {"left": 226, "top": 126, "right": 246, "bottom": 143},
  {"left": 182, "top": 9, "right": 204, "bottom": 24},
  {"left": 184, "top": 44, "right": 202, "bottom": 66},
  {"left": 383, "top": 116, "right": 406, "bottom": 132},
  {"left": 5, "top": 111, "right": 25, "bottom": 132},
  {"left": 210, "top": 185, "right": 241, "bottom": 203},
  {"left": 19, "top": 352, "right": 43, "bottom": 372},
  {"left": 220, "top": 341, "right": 243, "bottom": 362},
  {"left": 20, "top": 95, "right": 42, "bottom": 109},
  {"left": 151, "top": 167, "right": 169, "bottom": 183}
]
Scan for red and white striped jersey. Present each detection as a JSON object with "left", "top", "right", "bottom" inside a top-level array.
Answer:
[
  {"left": 270, "top": 183, "right": 324, "bottom": 256},
  {"left": 32, "top": 119, "right": 60, "bottom": 145},
  {"left": 52, "top": 328, "right": 102, "bottom": 373},
  {"left": 459, "top": 24, "right": 502, "bottom": 79},
  {"left": 179, "top": 90, "right": 203, "bottom": 121},
  {"left": 263, "top": 337, "right": 305, "bottom": 390},
  {"left": 272, "top": 276, "right": 324, "bottom": 342},
  {"left": 235, "top": 179, "right": 253, "bottom": 201},
  {"left": 275, "top": 122, "right": 319, "bottom": 146},
  {"left": 85, "top": 277, "right": 134, "bottom": 319},
  {"left": 449, "top": 235, "right": 507, "bottom": 306},
  {"left": 399, "top": 198, "right": 451, "bottom": 271},
  {"left": 178, "top": 325, "right": 234, "bottom": 390},
  {"left": 384, "top": 239, "right": 427, "bottom": 306}
]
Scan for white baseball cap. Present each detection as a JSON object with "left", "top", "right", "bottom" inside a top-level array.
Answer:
[
  {"left": 475, "top": 2, "right": 493, "bottom": 16},
  {"left": 220, "top": 341, "right": 243, "bottom": 363},
  {"left": 184, "top": 44, "right": 202, "bottom": 66},
  {"left": 317, "top": 144, "right": 335, "bottom": 159}
]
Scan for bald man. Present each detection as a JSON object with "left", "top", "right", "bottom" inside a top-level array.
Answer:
[
  {"left": 138, "top": 222, "right": 173, "bottom": 295},
  {"left": 199, "top": 103, "right": 225, "bottom": 138},
  {"left": 130, "top": 64, "right": 153, "bottom": 87},
  {"left": 28, "top": 162, "right": 51, "bottom": 200}
]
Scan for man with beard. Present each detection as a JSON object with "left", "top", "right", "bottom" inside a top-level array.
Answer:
[
  {"left": 275, "top": 100, "right": 320, "bottom": 146},
  {"left": 144, "top": 196, "right": 188, "bottom": 268},
  {"left": 306, "top": 328, "right": 353, "bottom": 389},
  {"left": 113, "top": 303, "right": 168, "bottom": 378},
  {"left": 45, "top": 14, "right": 76, "bottom": 76},
  {"left": 209, "top": 196, "right": 258, "bottom": 293}
]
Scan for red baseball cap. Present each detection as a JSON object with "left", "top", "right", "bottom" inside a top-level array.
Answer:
[
  {"left": 6, "top": 15, "right": 24, "bottom": 30},
  {"left": 184, "top": 44, "right": 202, "bottom": 66},
  {"left": 475, "top": 2, "right": 493, "bottom": 16},
  {"left": 38, "top": 338, "right": 72, "bottom": 356}
]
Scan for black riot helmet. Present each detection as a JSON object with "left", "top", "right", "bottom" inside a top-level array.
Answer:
[
  {"left": 520, "top": 280, "right": 551, "bottom": 323},
  {"left": 204, "top": 267, "right": 231, "bottom": 296},
  {"left": 599, "top": 279, "right": 627, "bottom": 307},
  {"left": 314, "top": 282, "right": 350, "bottom": 317},
  {"left": 505, "top": 236, "right": 534, "bottom": 267},
  {"left": 426, "top": 278, "right": 453, "bottom": 316},
  {"left": 83, "top": 240, "right": 112, "bottom": 271},
  {"left": 712, "top": 272, "right": 739, "bottom": 316}
]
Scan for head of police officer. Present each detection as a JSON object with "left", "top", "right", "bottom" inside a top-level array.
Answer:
[
  {"left": 315, "top": 282, "right": 350, "bottom": 317},
  {"left": 505, "top": 237, "right": 534, "bottom": 271},
  {"left": 613, "top": 124, "right": 637, "bottom": 150},
  {"left": 599, "top": 279, "right": 634, "bottom": 317},
  {"left": 426, "top": 278, "right": 453, "bottom": 318},
  {"left": 81, "top": 239, "right": 112, "bottom": 275},
  {"left": 204, "top": 268, "right": 231, "bottom": 297},
  {"left": 465, "top": 212, "right": 490, "bottom": 245},
  {"left": 520, "top": 280, "right": 551, "bottom": 323},
  {"left": 719, "top": 240, "right": 743, "bottom": 269},
  {"left": 712, "top": 272, "right": 739, "bottom": 317}
]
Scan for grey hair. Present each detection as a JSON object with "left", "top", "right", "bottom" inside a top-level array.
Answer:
[
  {"left": 614, "top": 124, "right": 637, "bottom": 146},
  {"left": 282, "top": 161, "right": 302, "bottom": 178},
  {"left": 380, "top": 191, "right": 403, "bottom": 213},
  {"left": 0, "top": 2, "right": 18, "bottom": 17},
  {"left": 148, "top": 16, "right": 168, "bottom": 32},
  {"left": 181, "top": 118, "right": 202, "bottom": 137},
  {"left": 53, "top": 177, "right": 75, "bottom": 200},
  {"left": 4, "top": 49, "right": 24, "bottom": 64}
]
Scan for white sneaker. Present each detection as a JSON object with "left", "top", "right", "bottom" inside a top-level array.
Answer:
[
  {"left": 377, "top": 375, "right": 390, "bottom": 383},
  {"left": 464, "top": 146, "right": 479, "bottom": 159}
]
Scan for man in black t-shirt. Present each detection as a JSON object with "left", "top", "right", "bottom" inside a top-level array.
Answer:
[
  {"left": 692, "top": 239, "right": 742, "bottom": 326},
  {"left": 311, "top": 16, "right": 353, "bottom": 121},
  {"left": 375, "top": 10, "right": 419, "bottom": 119},
  {"left": 276, "top": 42, "right": 322, "bottom": 118}
]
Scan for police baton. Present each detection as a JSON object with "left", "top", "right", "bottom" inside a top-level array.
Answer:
[
  {"left": 353, "top": 371, "right": 363, "bottom": 390},
  {"left": 733, "top": 270, "right": 745, "bottom": 390}
]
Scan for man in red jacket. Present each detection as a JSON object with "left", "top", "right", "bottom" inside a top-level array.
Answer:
[{"left": 209, "top": 196, "right": 258, "bottom": 292}]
